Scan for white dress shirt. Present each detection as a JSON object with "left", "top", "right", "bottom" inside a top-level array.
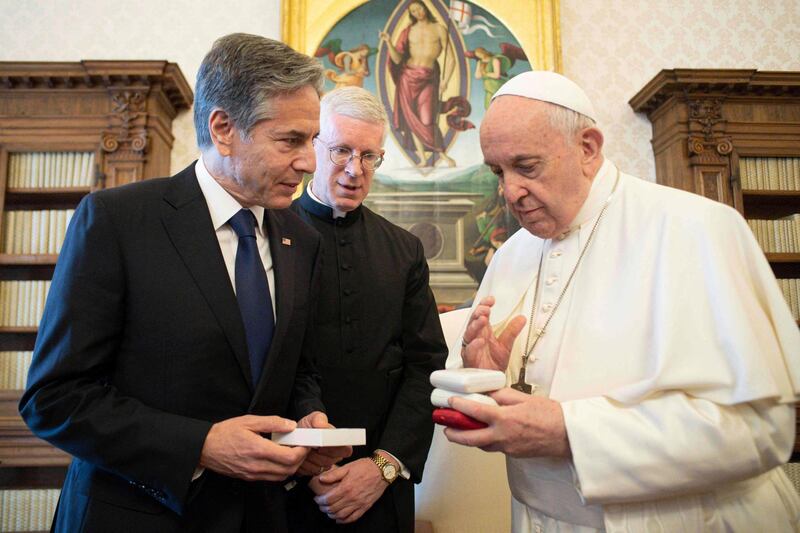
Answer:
[
  {"left": 195, "top": 157, "right": 276, "bottom": 313},
  {"left": 190, "top": 156, "right": 277, "bottom": 482}
]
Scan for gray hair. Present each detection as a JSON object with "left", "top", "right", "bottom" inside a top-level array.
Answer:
[
  {"left": 320, "top": 86, "right": 388, "bottom": 142},
  {"left": 194, "top": 33, "right": 324, "bottom": 149},
  {"left": 543, "top": 102, "right": 597, "bottom": 143}
]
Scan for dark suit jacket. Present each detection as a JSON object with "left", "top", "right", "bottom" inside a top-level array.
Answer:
[{"left": 19, "top": 163, "right": 325, "bottom": 532}]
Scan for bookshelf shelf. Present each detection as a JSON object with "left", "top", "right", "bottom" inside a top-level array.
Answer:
[
  {"left": 765, "top": 253, "right": 800, "bottom": 263},
  {"left": 0, "top": 327, "right": 38, "bottom": 334},
  {"left": 5, "top": 189, "right": 90, "bottom": 210},
  {"left": 0, "top": 254, "right": 59, "bottom": 266},
  {"left": 0, "top": 60, "right": 193, "bottom": 500},
  {"left": 742, "top": 190, "right": 800, "bottom": 198},
  {"left": 742, "top": 193, "right": 800, "bottom": 219},
  {"left": 631, "top": 69, "right": 800, "bottom": 457}
]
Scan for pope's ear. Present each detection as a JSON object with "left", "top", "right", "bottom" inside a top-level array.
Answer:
[
  {"left": 579, "top": 126, "right": 603, "bottom": 165},
  {"left": 208, "top": 108, "right": 236, "bottom": 157}
]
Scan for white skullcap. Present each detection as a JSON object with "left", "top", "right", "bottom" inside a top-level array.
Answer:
[{"left": 492, "top": 71, "right": 597, "bottom": 122}]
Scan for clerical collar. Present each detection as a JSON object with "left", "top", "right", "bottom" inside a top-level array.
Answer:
[
  {"left": 557, "top": 159, "right": 618, "bottom": 239},
  {"left": 306, "top": 181, "right": 348, "bottom": 218},
  {"left": 299, "top": 183, "right": 362, "bottom": 223}
]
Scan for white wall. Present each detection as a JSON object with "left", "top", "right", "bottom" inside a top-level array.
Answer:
[
  {"left": 0, "top": 0, "right": 284, "bottom": 174},
  {"left": 1, "top": 0, "right": 797, "bottom": 180},
  {"left": 561, "top": 0, "right": 800, "bottom": 180}
]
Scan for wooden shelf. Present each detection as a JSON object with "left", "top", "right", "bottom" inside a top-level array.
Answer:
[
  {"left": 743, "top": 194, "right": 800, "bottom": 219},
  {"left": 6, "top": 187, "right": 91, "bottom": 195},
  {"left": 0, "top": 254, "right": 58, "bottom": 266},
  {"left": 4, "top": 188, "right": 89, "bottom": 209},
  {"left": 765, "top": 253, "right": 800, "bottom": 262},
  {"left": 742, "top": 190, "right": 800, "bottom": 198},
  {"left": 0, "top": 327, "right": 37, "bottom": 334},
  {"left": 0, "top": 60, "right": 192, "bottom": 496}
]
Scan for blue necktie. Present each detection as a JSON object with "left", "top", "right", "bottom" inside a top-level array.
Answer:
[{"left": 228, "top": 209, "right": 274, "bottom": 387}]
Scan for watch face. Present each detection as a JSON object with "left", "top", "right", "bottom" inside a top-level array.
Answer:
[{"left": 383, "top": 463, "right": 397, "bottom": 479}]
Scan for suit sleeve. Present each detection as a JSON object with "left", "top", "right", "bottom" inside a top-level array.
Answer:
[
  {"left": 19, "top": 194, "right": 212, "bottom": 515},
  {"left": 288, "top": 231, "right": 326, "bottom": 419},
  {"left": 378, "top": 239, "right": 447, "bottom": 482},
  {"left": 562, "top": 393, "right": 794, "bottom": 504}
]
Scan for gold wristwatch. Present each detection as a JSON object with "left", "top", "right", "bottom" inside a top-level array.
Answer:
[{"left": 371, "top": 452, "right": 398, "bottom": 484}]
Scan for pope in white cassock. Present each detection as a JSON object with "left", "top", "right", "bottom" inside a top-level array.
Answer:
[{"left": 446, "top": 70, "right": 800, "bottom": 532}]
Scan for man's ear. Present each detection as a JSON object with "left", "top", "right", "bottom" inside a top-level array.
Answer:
[
  {"left": 579, "top": 126, "right": 604, "bottom": 167},
  {"left": 208, "top": 108, "right": 236, "bottom": 157}
]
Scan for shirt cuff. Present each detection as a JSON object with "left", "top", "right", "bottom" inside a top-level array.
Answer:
[
  {"left": 191, "top": 467, "right": 205, "bottom": 482},
  {"left": 376, "top": 449, "right": 410, "bottom": 479}
]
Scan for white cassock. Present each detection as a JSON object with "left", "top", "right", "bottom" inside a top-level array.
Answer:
[{"left": 453, "top": 159, "right": 800, "bottom": 532}]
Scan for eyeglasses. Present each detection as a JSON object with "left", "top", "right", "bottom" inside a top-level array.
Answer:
[{"left": 314, "top": 137, "right": 384, "bottom": 171}]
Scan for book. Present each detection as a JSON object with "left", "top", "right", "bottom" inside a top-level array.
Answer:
[
  {"left": 0, "top": 488, "right": 59, "bottom": 531},
  {"left": 271, "top": 428, "right": 366, "bottom": 447}
]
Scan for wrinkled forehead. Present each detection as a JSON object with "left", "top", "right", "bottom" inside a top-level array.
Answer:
[{"left": 481, "top": 96, "right": 551, "bottom": 136}]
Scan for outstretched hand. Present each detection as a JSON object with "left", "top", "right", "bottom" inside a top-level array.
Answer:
[{"left": 461, "top": 296, "right": 526, "bottom": 371}]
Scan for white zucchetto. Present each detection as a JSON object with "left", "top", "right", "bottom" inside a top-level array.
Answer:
[{"left": 492, "top": 70, "right": 597, "bottom": 122}]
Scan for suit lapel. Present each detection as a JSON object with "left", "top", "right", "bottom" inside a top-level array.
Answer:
[
  {"left": 252, "top": 209, "right": 296, "bottom": 401},
  {"left": 160, "top": 166, "right": 253, "bottom": 392}
]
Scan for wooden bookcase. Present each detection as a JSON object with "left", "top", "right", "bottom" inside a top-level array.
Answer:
[
  {"left": 0, "top": 61, "right": 192, "bottom": 528},
  {"left": 630, "top": 68, "right": 800, "bottom": 457}
]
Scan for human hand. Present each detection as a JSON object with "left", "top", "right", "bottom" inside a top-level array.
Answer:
[
  {"left": 378, "top": 31, "right": 389, "bottom": 42},
  {"left": 461, "top": 296, "right": 526, "bottom": 371},
  {"left": 199, "top": 415, "right": 309, "bottom": 481},
  {"left": 296, "top": 411, "right": 353, "bottom": 476},
  {"left": 312, "top": 458, "right": 390, "bottom": 524},
  {"left": 444, "top": 389, "right": 571, "bottom": 458}
]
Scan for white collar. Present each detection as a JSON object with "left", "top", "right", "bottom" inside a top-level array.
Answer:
[
  {"left": 559, "top": 158, "right": 617, "bottom": 237},
  {"left": 195, "top": 156, "right": 265, "bottom": 232},
  {"left": 307, "top": 179, "right": 347, "bottom": 219}
]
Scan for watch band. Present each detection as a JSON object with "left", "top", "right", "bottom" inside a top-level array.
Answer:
[{"left": 371, "top": 452, "right": 397, "bottom": 484}]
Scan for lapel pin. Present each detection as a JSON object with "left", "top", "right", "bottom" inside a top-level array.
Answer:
[{"left": 281, "top": 237, "right": 292, "bottom": 246}]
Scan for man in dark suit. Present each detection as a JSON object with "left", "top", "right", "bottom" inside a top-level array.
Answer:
[
  {"left": 288, "top": 86, "right": 447, "bottom": 532},
  {"left": 19, "top": 33, "right": 348, "bottom": 532}
]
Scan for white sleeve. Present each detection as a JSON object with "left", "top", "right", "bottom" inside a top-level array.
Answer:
[{"left": 561, "top": 393, "right": 794, "bottom": 504}]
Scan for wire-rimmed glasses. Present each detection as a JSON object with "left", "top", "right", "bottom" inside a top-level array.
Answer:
[{"left": 314, "top": 137, "right": 384, "bottom": 171}]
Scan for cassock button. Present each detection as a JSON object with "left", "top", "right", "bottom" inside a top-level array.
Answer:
[
  {"left": 339, "top": 239, "right": 348, "bottom": 246},
  {"left": 345, "top": 316, "right": 352, "bottom": 324},
  {"left": 542, "top": 303, "right": 553, "bottom": 312},
  {"left": 545, "top": 277, "right": 558, "bottom": 286},
  {"left": 550, "top": 250, "right": 562, "bottom": 258},
  {"left": 341, "top": 264, "right": 351, "bottom": 271},
  {"left": 343, "top": 289, "right": 352, "bottom": 296}
]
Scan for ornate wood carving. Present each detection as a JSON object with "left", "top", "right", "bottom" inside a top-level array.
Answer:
[
  {"left": 630, "top": 69, "right": 800, "bottom": 208},
  {"left": 631, "top": 69, "right": 800, "bottom": 459},
  {"left": 0, "top": 61, "right": 193, "bottom": 490}
]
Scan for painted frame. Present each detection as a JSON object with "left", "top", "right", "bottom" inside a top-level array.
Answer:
[
  {"left": 281, "top": 0, "right": 562, "bottom": 306},
  {"left": 282, "top": 0, "right": 561, "bottom": 73}
]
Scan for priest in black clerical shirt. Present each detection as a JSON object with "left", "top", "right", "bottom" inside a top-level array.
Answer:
[{"left": 288, "top": 87, "right": 447, "bottom": 533}]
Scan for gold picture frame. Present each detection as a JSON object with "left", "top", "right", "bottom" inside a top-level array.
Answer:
[
  {"left": 281, "top": 0, "right": 562, "bottom": 305},
  {"left": 282, "top": 0, "right": 562, "bottom": 72}
]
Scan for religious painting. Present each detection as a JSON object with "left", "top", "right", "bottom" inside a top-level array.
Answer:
[{"left": 283, "top": 0, "right": 561, "bottom": 307}]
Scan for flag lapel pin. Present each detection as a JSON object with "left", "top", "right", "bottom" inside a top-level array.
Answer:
[{"left": 281, "top": 237, "right": 292, "bottom": 246}]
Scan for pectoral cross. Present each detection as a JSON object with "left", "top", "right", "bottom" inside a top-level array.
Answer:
[
  {"left": 511, "top": 366, "right": 533, "bottom": 394},
  {"left": 513, "top": 327, "right": 544, "bottom": 394}
]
